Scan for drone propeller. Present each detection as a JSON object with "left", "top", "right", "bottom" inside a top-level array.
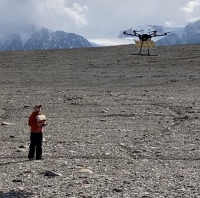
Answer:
[
  {"left": 151, "top": 31, "right": 172, "bottom": 36},
  {"left": 133, "top": 30, "right": 141, "bottom": 32},
  {"left": 150, "top": 30, "right": 157, "bottom": 33},
  {"left": 163, "top": 31, "right": 172, "bottom": 35},
  {"left": 123, "top": 31, "right": 137, "bottom": 36},
  {"left": 123, "top": 30, "right": 141, "bottom": 36}
]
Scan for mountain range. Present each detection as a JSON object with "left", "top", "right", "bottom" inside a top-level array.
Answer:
[
  {"left": 119, "top": 19, "right": 200, "bottom": 46},
  {"left": 152, "top": 19, "right": 200, "bottom": 46},
  {"left": 0, "top": 28, "right": 92, "bottom": 51},
  {"left": 2, "top": 19, "right": 200, "bottom": 51}
]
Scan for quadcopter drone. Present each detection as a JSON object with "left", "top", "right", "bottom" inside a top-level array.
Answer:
[{"left": 123, "top": 29, "right": 171, "bottom": 55}]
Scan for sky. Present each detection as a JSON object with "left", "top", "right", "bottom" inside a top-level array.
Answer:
[{"left": 0, "top": 0, "right": 200, "bottom": 45}]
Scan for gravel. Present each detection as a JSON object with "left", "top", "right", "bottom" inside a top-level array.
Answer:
[{"left": 0, "top": 44, "right": 200, "bottom": 197}]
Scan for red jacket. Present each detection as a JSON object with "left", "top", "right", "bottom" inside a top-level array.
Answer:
[{"left": 28, "top": 111, "right": 43, "bottom": 133}]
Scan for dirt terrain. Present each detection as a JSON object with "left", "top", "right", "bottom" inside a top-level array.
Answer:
[{"left": 0, "top": 44, "right": 200, "bottom": 197}]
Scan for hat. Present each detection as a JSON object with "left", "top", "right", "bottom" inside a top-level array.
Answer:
[{"left": 34, "top": 105, "right": 42, "bottom": 109}]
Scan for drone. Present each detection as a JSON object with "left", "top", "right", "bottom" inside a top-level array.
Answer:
[{"left": 123, "top": 29, "right": 171, "bottom": 55}]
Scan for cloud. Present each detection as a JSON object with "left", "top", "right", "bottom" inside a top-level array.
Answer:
[
  {"left": 37, "top": 1, "right": 88, "bottom": 28},
  {"left": 182, "top": 0, "right": 200, "bottom": 14},
  {"left": 181, "top": 0, "right": 200, "bottom": 21},
  {"left": 70, "top": 3, "right": 88, "bottom": 27},
  {"left": 164, "top": 21, "right": 177, "bottom": 26},
  {"left": 0, "top": 0, "right": 89, "bottom": 37}
]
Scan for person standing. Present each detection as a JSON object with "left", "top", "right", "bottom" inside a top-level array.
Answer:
[{"left": 28, "top": 105, "right": 46, "bottom": 160}]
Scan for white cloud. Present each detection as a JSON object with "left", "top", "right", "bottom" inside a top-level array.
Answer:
[
  {"left": 0, "top": 0, "right": 89, "bottom": 37},
  {"left": 182, "top": 0, "right": 200, "bottom": 14},
  {"left": 181, "top": 0, "right": 200, "bottom": 21},
  {"left": 40, "top": 1, "right": 88, "bottom": 27},
  {"left": 34, "top": 0, "right": 89, "bottom": 28},
  {"left": 68, "top": 3, "right": 88, "bottom": 27},
  {"left": 164, "top": 21, "right": 176, "bottom": 26}
]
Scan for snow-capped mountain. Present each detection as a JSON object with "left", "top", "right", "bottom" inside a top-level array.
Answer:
[
  {"left": 153, "top": 20, "right": 200, "bottom": 46},
  {"left": 119, "top": 19, "right": 200, "bottom": 46},
  {"left": 0, "top": 28, "right": 92, "bottom": 51},
  {"left": 118, "top": 28, "right": 135, "bottom": 40},
  {"left": 118, "top": 26, "right": 183, "bottom": 42}
]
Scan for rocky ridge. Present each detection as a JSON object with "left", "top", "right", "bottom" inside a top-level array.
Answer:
[
  {"left": 156, "top": 19, "right": 200, "bottom": 46},
  {"left": 0, "top": 28, "right": 92, "bottom": 51}
]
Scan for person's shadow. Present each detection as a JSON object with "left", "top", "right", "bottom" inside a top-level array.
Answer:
[
  {"left": 0, "top": 157, "right": 36, "bottom": 197},
  {"left": 0, "top": 157, "right": 30, "bottom": 166},
  {"left": 0, "top": 189, "right": 33, "bottom": 197}
]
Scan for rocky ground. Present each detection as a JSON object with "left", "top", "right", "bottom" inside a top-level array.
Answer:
[{"left": 0, "top": 44, "right": 200, "bottom": 197}]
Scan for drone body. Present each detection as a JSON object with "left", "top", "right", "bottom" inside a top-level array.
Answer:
[
  {"left": 123, "top": 29, "right": 170, "bottom": 55},
  {"left": 124, "top": 30, "right": 169, "bottom": 41}
]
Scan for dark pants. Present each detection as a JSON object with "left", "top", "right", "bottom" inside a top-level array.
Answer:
[{"left": 28, "top": 132, "right": 43, "bottom": 159}]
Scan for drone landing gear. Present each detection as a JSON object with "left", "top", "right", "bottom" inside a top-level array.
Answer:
[
  {"left": 131, "top": 49, "right": 158, "bottom": 56},
  {"left": 132, "top": 40, "right": 158, "bottom": 56},
  {"left": 140, "top": 49, "right": 158, "bottom": 56}
]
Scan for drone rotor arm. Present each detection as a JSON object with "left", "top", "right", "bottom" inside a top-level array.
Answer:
[
  {"left": 123, "top": 31, "right": 141, "bottom": 37},
  {"left": 151, "top": 34, "right": 163, "bottom": 37},
  {"left": 149, "top": 30, "right": 157, "bottom": 36},
  {"left": 123, "top": 32, "right": 137, "bottom": 37},
  {"left": 124, "top": 33, "right": 133, "bottom": 36},
  {"left": 151, "top": 32, "right": 171, "bottom": 37}
]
